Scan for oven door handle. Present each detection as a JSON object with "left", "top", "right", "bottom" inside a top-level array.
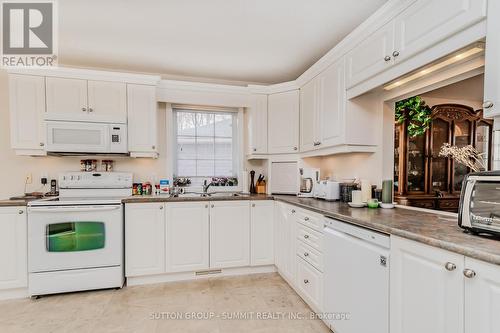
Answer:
[{"left": 29, "top": 206, "right": 121, "bottom": 213}]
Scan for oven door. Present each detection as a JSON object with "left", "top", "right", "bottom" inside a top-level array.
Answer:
[
  {"left": 28, "top": 205, "right": 123, "bottom": 272},
  {"left": 46, "top": 121, "right": 110, "bottom": 153}
]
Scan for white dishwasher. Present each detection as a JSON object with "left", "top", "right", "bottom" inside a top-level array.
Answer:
[{"left": 324, "top": 218, "right": 390, "bottom": 333}]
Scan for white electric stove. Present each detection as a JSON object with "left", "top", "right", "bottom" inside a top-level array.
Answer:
[{"left": 28, "top": 172, "right": 132, "bottom": 297}]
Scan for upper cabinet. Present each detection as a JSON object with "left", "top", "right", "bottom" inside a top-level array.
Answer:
[
  {"left": 300, "top": 59, "right": 346, "bottom": 153},
  {"left": 8, "top": 75, "right": 46, "bottom": 155},
  {"left": 346, "top": 0, "right": 487, "bottom": 90},
  {"left": 346, "top": 21, "right": 395, "bottom": 89},
  {"left": 247, "top": 94, "right": 268, "bottom": 155},
  {"left": 484, "top": 0, "right": 500, "bottom": 117},
  {"left": 46, "top": 77, "right": 126, "bottom": 123},
  {"left": 268, "top": 90, "right": 300, "bottom": 154},
  {"left": 127, "top": 84, "right": 158, "bottom": 157}
]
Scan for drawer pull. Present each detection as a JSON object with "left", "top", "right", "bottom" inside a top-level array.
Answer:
[
  {"left": 304, "top": 217, "right": 310, "bottom": 221},
  {"left": 463, "top": 269, "right": 476, "bottom": 279},
  {"left": 304, "top": 252, "right": 309, "bottom": 257},
  {"left": 18, "top": 210, "right": 24, "bottom": 215},
  {"left": 444, "top": 262, "right": 456, "bottom": 271},
  {"left": 291, "top": 209, "right": 296, "bottom": 214},
  {"left": 303, "top": 235, "right": 309, "bottom": 239},
  {"left": 303, "top": 279, "right": 309, "bottom": 284}
]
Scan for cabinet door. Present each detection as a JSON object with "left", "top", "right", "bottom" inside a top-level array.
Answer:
[
  {"left": 390, "top": 236, "right": 464, "bottom": 333},
  {"left": 165, "top": 202, "right": 209, "bottom": 273},
  {"left": 295, "top": 256, "right": 323, "bottom": 312},
  {"left": 268, "top": 90, "right": 300, "bottom": 154},
  {"left": 465, "top": 257, "right": 500, "bottom": 333},
  {"left": 484, "top": 0, "right": 500, "bottom": 117},
  {"left": 87, "top": 81, "right": 127, "bottom": 123},
  {"left": 8, "top": 75, "right": 46, "bottom": 154},
  {"left": 209, "top": 201, "right": 250, "bottom": 269},
  {"left": 45, "top": 77, "right": 88, "bottom": 121},
  {"left": 394, "top": 0, "right": 486, "bottom": 63},
  {"left": 346, "top": 21, "right": 394, "bottom": 88},
  {"left": 300, "top": 79, "right": 319, "bottom": 152},
  {"left": 319, "top": 59, "right": 345, "bottom": 148},
  {"left": 127, "top": 84, "right": 158, "bottom": 155},
  {"left": 274, "top": 202, "right": 296, "bottom": 282},
  {"left": 248, "top": 94, "right": 268, "bottom": 154},
  {"left": 0, "top": 207, "right": 27, "bottom": 290},
  {"left": 250, "top": 201, "right": 274, "bottom": 266},
  {"left": 125, "top": 203, "right": 165, "bottom": 277}
]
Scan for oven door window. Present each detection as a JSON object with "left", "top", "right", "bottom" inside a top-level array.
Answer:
[{"left": 46, "top": 222, "right": 105, "bottom": 252}]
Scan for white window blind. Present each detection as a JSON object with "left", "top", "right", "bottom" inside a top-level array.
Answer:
[{"left": 173, "top": 107, "right": 239, "bottom": 180}]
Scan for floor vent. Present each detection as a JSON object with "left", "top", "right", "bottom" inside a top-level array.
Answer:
[{"left": 195, "top": 269, "right": 222, "bottom": 276}]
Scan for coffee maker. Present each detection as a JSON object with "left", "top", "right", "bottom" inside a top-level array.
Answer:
[{"left": 297, "top": 168, "right": 320, "bottom": 198}]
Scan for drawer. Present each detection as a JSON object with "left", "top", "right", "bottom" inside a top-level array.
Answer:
[
  {"left": 294, "top": 209, "right": 323, "bottom": 232},
  {"left": 296, "top": 256, "right": 323, "bottom": 311},
  {"left": 296, "top": 240, "right": 323, "bottom": 272},
  {"left": 296, "top": 223, "right": 323, "bottom": 252}
]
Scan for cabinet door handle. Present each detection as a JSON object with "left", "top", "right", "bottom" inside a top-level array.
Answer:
[
  {"left": 152, "top": 145, "right": 156, "bottom": 150},
  {"left": 463, "top": 269, "right": 476, "bottom": 278},
  {"left": 483, "top": 101, "right": 494, "bottom": 109},
  {"left": 18, "top": 210, "right": 24, "bottom": 215},
  {"left": 303, "top": 279, "right": 309, "bottom": 284},
  {"left": 39, "top": 142, "right": 45, "bottom": 147},
  {"left": 293, "top": 147, "right": 298, "bottom": 151},
  {"left": 82, "top": 107, "right": 87, "bottom": 112},
  {"left": 252, "top": 203, "right": 256, "bottom": 207},
  {"left": 384, "top": 55, "right": 391, "bottom": 62},
  {"left": 205, "top": 204, "right": 209, "bottom": 208},
  {"left": 291, "top": 209, "right": 296, "bottom": 214},
  {"left": 444, "top": 262, "right": 456, "bottom": 271},
  {"left": 392, "top": 51, "right": 400, "bottom": 57},
  {"left": 159, "top": 206, "right": 163, "bottom": 210},
  {"left": 211, "top": 204, "right": 215, "bottom": 208},
  {"left": 253, "top": 148, "right": 257, "bottom": 152},
  {"left": 88, "top": 108, "right": 94, "bottom": 113},
  {"left": 304, "top": 252, "right": 309, "bottom": 257},
  {"left": 304, "top": 217, "right": 310, "bottom": 221},
  {"left": 303, "top": 234, "right": 309, "bottom": 239}
]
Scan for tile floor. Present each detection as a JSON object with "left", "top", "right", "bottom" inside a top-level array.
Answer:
[{"left": 0, "top": 273, "right": 331, "bottom": 333}]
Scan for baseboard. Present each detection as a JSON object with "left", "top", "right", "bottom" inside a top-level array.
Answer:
[
  {"left": 126, "top": 265, "right": 277, "bottom": 286},
  {"left": 0, "top": 288, "right": 29, "bottom": 301}
]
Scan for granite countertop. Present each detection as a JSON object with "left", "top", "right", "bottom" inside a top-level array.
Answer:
[
  {"left": 122, "top": 193, "right": 273, "bottom": 203},
  {"left": 274, "top": 195, "right": 500, "bottom": 266},
  {"left": 0, "top": 199, "right": 33, "bottom": 207}
]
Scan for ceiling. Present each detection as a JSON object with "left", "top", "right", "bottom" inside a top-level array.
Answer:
[{"left": 58, "top": 0, "right": 387, "bottom": 84}]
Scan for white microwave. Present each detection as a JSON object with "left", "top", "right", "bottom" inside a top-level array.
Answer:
[{"left": 46, "top": 121, "right": 128, "bottom": 154}]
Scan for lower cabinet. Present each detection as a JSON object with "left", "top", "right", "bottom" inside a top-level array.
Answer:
[
  {"left": 210, "top": 201, "right": 250, "bottom": 269},
  {"left": 274, "top": 202, "right": 296, "bottom": 282},
  {"left": 0, "top": 207, "right": 27, "bottom": 290},
  {"left": 295, "top": 256, "right": 323, "bottom": 311},
  {"left": 125, "top": 203, "right": 165, "bottom": 277},
  {"left": 250, "top": 201, "right": 274, "bottom": 266},
  {"left": 165, "top": 202, "right": 210, "bottom": 272},
  {"left": 391, "top": 236, "right": 500, "bottom": 333}
]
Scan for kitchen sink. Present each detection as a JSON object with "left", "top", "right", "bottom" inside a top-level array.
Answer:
[{"left": 171, "top": 192, "right": 249, "bottom": 198}]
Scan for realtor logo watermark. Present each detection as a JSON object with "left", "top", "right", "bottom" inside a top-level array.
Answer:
[{"left": 1, "top": 0, "right": 57, "bottom": 67}]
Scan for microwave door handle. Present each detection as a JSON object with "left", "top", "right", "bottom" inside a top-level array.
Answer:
[
  {"left": 462, "top": 180, "right": 475, "bottom": 227},
  {"left": 29, "top": 206, "right": 120, "bottom": 213}
]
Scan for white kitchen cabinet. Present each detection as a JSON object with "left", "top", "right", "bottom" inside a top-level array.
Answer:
[
  {"left": 299, "top": 78, "right": 319, "bottom": 152},
  {"left": 274, "top": 202, "right": 296, "bottom": 283},
  {"left": 250, "top": 201, "right": 274, "bottom": 266},
  {"left": 484, "top": 0, "right": 500, "bottom": 117},
  {"left": 390, "top": 236, "right": 464, "bottom": 333},
  {"left": 209, "top": 201, "right": 250, "bottom": 269},
  {"left": 295, "top": 256, "right": 323, "bottom": 311},
  {"left": 0, "top": 207, "right": 27, "bottom": 290},
  {"left": 300, "top": 59, "right": 345, "bottom": 152},
  {"left": 267, "top": 90, "right": 300, "bottom": 154},
  {"left": 127, "top": 84, "right": 158, "bottom": 157},
  {"left": 46, "top": 77, "right": 88, "bottom": 121},
  {"left": 247, "top": 94, "right": 268, "bottom": 155},
  {"left": 46, "top": 77, "right": 127, "bottom": 123},
  {"left": 464, "top": 257, "right": 500, "bottom": 333},
  {"left": 346, "top": 21, "right": 395, "bottom": 89},
  {"left": 8, "top": 74, "right": 46, "bottom": 155},
  {"left": 125, "top": 203, "right": 165, "bottom": 277},
  {"left": 87, "top": 80, "right": 127, "bottom": 123},
  {"left": 393, "top": 0, "right": 486, "bottom": 64},
  {"left": 165, "top": 202, "right": 209, "bottom": 273}
]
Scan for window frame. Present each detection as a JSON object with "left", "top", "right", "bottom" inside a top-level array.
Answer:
[{"left": 171, "top": 105, "right": 243, "bottom": 191}]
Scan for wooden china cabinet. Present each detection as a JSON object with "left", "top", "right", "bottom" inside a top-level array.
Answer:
[{"left": 394, "top": 104, "right": 493, "bottom": 212}]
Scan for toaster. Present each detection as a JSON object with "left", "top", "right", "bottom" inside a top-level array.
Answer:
[
  {"left": 313, "top": 180, "right": 340, "bottom": 201},
  {"left": 459, "top": 171, "right": 500, "bottom": 236}
]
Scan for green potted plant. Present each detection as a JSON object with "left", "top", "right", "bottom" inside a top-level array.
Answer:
[{"left": 395, "top": 96, "right": 432, "bottom": 137}]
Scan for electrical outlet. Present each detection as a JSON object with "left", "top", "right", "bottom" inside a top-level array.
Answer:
[{"left": 25, "top": 173, "right": 32, "bottom": 184}]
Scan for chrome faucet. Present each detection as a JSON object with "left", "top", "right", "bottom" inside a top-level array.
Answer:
[{"left": 202, "top": 179, "right": 212, "bottom": 194}]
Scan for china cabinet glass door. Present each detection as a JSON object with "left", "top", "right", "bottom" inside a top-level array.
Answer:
[
  {"left": 407, "top": 133, "right": 426, "bottom": 193},
  {"left": 431, "top": 119, "right": 450, "bottom": 192},
  {"left": 453, "top": 120, "right": 472, "bottom": 192}
]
